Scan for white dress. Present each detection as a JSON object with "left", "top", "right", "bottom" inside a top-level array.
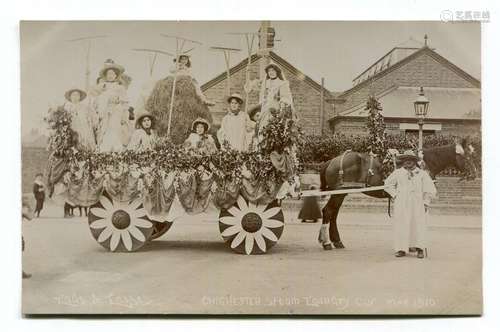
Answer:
[
  {"left": 217, "top": 111, "right": 253, "bottom": 151},
  {"left": 64, "top": 101, "right": 96, "bottom": 150},
  {"left": 384, "top": 167, "right": 437, "bottom": 251},
  {"left": 183, "top": 133, "right": 217, "bottom": 155},
  {"left": 94, "top": 82, "right": 130, "bottom": 152},
  {"left": 127, "top": 129, "right": 157, "bottom": 151},
  {"left": 258, "top": 78, "right": 294, "bottom": 133}
]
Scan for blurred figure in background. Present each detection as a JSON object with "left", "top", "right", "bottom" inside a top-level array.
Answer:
[
  {"left": 32, "top": 173, "right": 45, "bottom": 218},
  {"left": 298, "top": 185, "right": 322, "bottom": 223}
]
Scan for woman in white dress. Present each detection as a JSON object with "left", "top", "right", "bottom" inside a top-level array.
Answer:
[
  {"left": 127, "top": 112, "right": 157, "bottom": 151},
  {"left": 63, "top": 88, "right": 96, "bottom": 150},
  {"left": 93, "top": 59, "right": 130, "bottom": 152},
  {"left": 257, "top": 63, "right": 294, "bottom": 135}
]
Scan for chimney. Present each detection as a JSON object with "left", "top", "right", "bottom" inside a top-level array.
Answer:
[
  {"left": 258, "top": 21, "right": 275, "bottom": 52},
  {"left": 258, "top": 21, "right": 274, "bottom": 78}
]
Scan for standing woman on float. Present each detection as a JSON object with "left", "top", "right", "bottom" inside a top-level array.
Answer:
[
  {"left": 63, "top": 88, "right": 96, "bottom": 150},
  {"left": 93, "top": 59, "right": 130, "bottom": 152},
  {"left": 257, "top": 63, "right": 295, "bottom": 136}
]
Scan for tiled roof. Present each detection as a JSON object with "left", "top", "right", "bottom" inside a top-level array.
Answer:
[
  {"left": 341, "top": 86, "right": 481, "bottom": 120},
  {"left": 200, "top": 51, "right": 335, "bottom": 99},
  {"left": 338, "top": 46, "right": 481, "bottom": 101}
]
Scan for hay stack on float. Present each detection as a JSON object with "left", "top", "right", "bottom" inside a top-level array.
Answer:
[{"left": 145, "top": 75, "right": 213, "bottom": 144}]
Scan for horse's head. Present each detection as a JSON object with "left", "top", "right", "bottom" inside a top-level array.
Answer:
[
  {"left": 365, "top": 153, "right": 386, "bottom": 187},
  {"left": 454, "top": 137, "right": 478, "bottom": 181}
]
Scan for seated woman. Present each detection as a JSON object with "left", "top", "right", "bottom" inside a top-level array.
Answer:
[
  {"left": 183, "top": 118, "right": 218, "bottom": 155},
  {"left": 127, "top": 112, "right": 157, "bottom": 151}
]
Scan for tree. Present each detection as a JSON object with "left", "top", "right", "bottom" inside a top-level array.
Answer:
[{"left": 365, "top": 95, "right": 386, "bottom": 156}]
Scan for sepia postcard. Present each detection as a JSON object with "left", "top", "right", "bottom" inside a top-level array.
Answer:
[{"left": 20, "top": 20, "right": 482, "bottom": 315}]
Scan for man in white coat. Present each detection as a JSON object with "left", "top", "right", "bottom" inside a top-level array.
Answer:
[
  {"left": 384, "top": 150, "right": 437, "bottom": 258},
  {"left": 217, "top": 93, "right": 253, "bottom": 151}
]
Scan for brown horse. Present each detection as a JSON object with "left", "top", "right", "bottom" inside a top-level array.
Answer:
[{"left": 317, "top": 139, "right": 477, "bottom": 250}]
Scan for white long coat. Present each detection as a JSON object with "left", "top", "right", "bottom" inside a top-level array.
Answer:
[
  {"left": 217, "top": 111, "right": 253, "bottom": 151},
  {"left": 127, "top": 129, "right": 157, "bottom": 151},
  {"left": 384, "top": 167, "right": 437, "bottom": 252}
]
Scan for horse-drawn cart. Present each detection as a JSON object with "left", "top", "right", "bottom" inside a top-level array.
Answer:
[{"left": 83, "top": 172, "right": 287, "bottom": 255}]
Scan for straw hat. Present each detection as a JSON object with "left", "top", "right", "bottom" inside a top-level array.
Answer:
[
  {"left": 227, "top": 93, "right": 244, "bottom": 104},
  {"left": 135, "top": 112, "right": 156, "bottom": 129},
  {"left": 396, "top": 150, "right": 419, "bottom": 163},
  {"left": 191, "top": 117, "right": 211, "bottom": 132},
  {"left": 64, "top": 88, "right": 87, "bottom": 102},
  {"left": 99, "top": 59, "right": 125, "bottom": 79}
]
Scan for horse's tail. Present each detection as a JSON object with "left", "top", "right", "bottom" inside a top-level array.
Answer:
[{"left": 319, "top": 160, "right": 330, "bottom": 191}]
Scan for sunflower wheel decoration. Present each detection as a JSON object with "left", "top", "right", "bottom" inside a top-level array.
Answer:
[
  {"left": 218, "top": 196, "right": 285, "bottom": 255},
  {"left": 88, "top": 193, "right": 154, "bottom": 252}
]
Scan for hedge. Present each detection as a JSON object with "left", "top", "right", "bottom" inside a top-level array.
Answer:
[{"left": 297, "top": 133, "right": 481, "bottom": 177}]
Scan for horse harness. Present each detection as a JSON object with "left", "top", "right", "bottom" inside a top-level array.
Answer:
[{"left": 336, "top": 150, "right": 375, "bottom": 189}]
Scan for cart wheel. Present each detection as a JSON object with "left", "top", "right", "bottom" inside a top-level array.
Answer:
[
  {"left": 88, "top": 193, "right": 154, "bottom": 252},
  {"left": 219, "top": 196, "right": 284, "bottom": 255},
  {"left": 150, "top": 221, "right": 174, "bottom": 240}
]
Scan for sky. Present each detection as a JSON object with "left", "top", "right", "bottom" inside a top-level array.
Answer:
[{"left": 20, "top": 21, "right": 480, "bottom": 136}]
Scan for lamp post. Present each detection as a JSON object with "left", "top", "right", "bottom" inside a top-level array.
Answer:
[{"left": 413, "top": 87, "right": 430, "bottom": 157}]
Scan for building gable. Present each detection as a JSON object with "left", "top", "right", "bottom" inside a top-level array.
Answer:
[
  {"left": 336, "top": 47, "right": 480, "bottom": 115},
  {"left": 201, "top": 51, "right": 335, "bottom": 134}
]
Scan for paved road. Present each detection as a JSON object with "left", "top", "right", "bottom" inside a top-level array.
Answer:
[{"left": 22, "top": 208, "right": 482, "bottom": 315}]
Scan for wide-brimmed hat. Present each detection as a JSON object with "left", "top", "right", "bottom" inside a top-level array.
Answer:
[
  {"left": 191, "top": 117, "right": 211, "bottom": 132},
  {"left": 135, "top": 112, "right": 156, "bottom": 129},
  {"left": 227, "top": 93, "right": 244, "bottom": 104},
  {"left": 264, "top": 62, "right": 283, "bottom": 79},
  {"left": 396, "top": 150, "right": 419, "bottom": 163},
  {"left": 64, "top": 88, "right": 87, "bottom": 102},
  {"left": 99, "top": 59, "right": 125, "bottom": 79}
]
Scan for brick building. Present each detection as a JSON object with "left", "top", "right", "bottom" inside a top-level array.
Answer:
[
  {"left": 329, "top": 38, "right": 481, "bottom": 136},
  {"left": 201, "top": 22, "right": 335, "bottom": 135},
  {"left": 201, "top": 52, "right": 335, "bottom": 135}
]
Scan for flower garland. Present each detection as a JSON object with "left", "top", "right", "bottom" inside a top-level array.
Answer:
[{"left": 45, "top": 107, "right": 300, "bottom": 192}]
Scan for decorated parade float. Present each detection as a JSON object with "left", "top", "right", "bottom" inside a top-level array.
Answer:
[
  {"left": 43, "top": 51, "right": 303, "bottom": 255},
  {"left": 42, "top": 33, "right": 479, "bottom": 255}
]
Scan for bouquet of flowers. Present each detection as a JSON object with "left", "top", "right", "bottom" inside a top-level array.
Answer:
[
  {"left": 45, "top": 106, "right": 78, "bottom": 158},
  {"left": 259, "top": 105, "right": 304, "bottom": 155}
]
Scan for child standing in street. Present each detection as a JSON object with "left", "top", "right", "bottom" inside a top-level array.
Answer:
[
  {"left": 32, "top": 173, "right": 45, "bottom": 218},
  {"left": 384, "top": 150, "right": 437, "bottom": 259}
]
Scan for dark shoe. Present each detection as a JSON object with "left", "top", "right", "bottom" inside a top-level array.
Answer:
[
  {"left": 22, "top": 271, "right": 32, "bottom": 279},
  {"left": 395, "top": 250, "right": 406, "bottom": 257},
  {"left": 417, "top": 249, "right": 424, "bottom": 259}
]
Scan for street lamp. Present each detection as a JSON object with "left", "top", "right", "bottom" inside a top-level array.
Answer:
[{"left": 413, "top": 87, "right": 430, "bottom": 156}]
